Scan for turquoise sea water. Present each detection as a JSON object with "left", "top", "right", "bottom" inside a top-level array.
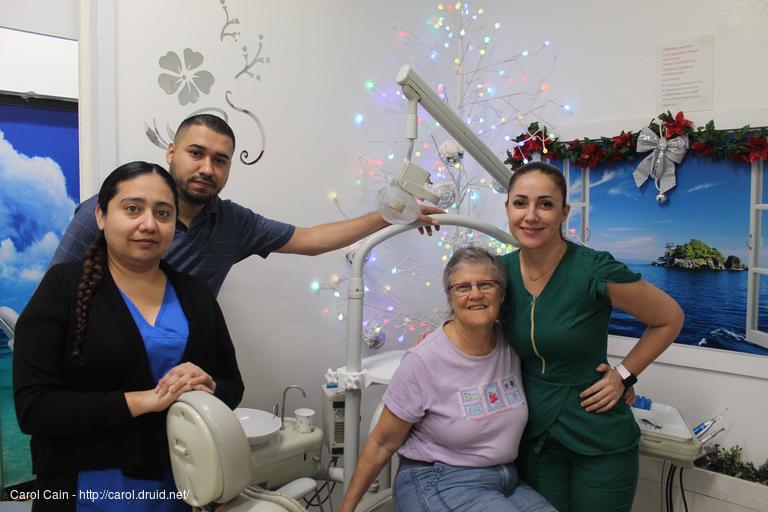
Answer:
[{"left": 0, "top": 341, "right": 32, "bottom": 487}]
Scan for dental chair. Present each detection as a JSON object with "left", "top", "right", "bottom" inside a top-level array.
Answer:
[
  {"left": 167, "top": 391, "right": 309, "bottom": 511},
  {"left": 167, "top": 391, "right": 393, "bottom": 512}
]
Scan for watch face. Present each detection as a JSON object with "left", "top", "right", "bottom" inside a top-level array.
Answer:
[{"left": 623, "top": 375, "right": 638, "bottom": 388}]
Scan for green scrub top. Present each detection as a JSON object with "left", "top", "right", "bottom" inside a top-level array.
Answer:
[{"left": 501, "top": 241, "right": 642, "bottom": 455}]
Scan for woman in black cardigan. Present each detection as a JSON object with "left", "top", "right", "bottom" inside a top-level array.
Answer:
[{"left": 13, "top": 162, "right": 244, "bottom": 511}]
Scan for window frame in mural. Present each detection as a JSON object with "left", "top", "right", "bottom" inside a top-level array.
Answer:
[{"left": 746, "top": 160, "right": 768, "bottom": 347}]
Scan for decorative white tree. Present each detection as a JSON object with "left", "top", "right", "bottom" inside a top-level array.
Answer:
[{"left": 313, "top": 2, "right": 571, "bottom": 349}]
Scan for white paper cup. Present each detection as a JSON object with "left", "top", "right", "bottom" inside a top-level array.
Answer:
[{"left": 294, "top": 408, "right": 315, "bottom": 433}]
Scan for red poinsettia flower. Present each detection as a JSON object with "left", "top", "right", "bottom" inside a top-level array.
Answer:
[
  {"left": 690, "top": 140, "right": 713, "bottom": 156},
  {"left": 576, "top": 142, "right": 606, "bottom": 169},
  {"left": 746, "top": 135, "right": 768, "bottom": 163},
  {"left": 508, "top": 148, "right": 524, "bottom": 162},
  {"left": 523, "top": 137, "right": 542, "bottom": 155},
  {"left": 664, "top": 111, "right": 693, "bottom": 139},
  {"left": 612, "top": 131, "right": 633, "bottom": 149}
]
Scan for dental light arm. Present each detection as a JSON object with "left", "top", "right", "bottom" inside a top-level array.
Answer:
[
  {"left": 379, "top": 66, "right": 513, "bottom": 224},
  {"left": 396, "top": 65, "right": 512, "bottom": 191}
]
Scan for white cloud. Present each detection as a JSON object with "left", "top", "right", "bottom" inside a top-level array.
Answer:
[
  {"left": 0, "top": 131, "right": 75, "bottom": 293},
  {"left": 606, "top": 181, "right": 641, "bottom": 200},
  {"left": 20, "top": 268, "right": 45, "bottom": 281},
  {"left": 570, "top": 169, "right": 619, "bottom": 196},
  {"left": 610, "top": 236, "right": 657, "bottom": 249},
  {"left": 597, "top": 235, "right": 661, "bottom": 261},
  {"left": 590, "top": 170, "right": 618, "bottom": 188},
  {"left": 685, "top": 182, "right": 723, "bottom": 193}
]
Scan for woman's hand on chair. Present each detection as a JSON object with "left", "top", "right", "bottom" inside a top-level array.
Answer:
[
  {"left": 155, "top": 362, "right": 216, "bottom": 395},
  {"left": 125, "top": 387, "right": 186, "bottom": 417}
]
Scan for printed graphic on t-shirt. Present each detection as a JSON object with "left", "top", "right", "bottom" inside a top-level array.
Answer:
[
  {"left": 502, "top": 376, "right": 524, "bottom": 404},
  {"left": 457, "top": 374, "right": 525, "bottom": 420}
]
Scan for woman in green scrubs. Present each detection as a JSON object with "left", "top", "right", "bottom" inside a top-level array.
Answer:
[{"left": 500, "top": 162, "right": 684, "bottom": 512}]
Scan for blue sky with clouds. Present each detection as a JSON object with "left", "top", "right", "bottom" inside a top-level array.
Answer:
[
  {"left": 0, "top": 105, "right": 78, "bottom": 311},
  {"left": 566, "top": 154, "right": 751, "bottom": 264}
]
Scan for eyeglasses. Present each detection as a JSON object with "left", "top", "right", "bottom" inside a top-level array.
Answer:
[{"left": 447, "top": 280, "right": 500, "bottom": 297}]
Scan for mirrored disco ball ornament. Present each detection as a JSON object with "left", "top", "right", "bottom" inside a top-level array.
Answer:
[
  {"left": 430, "top": 182, "right": 457, "bottom": 209},
  {"left": 362, "top": 324, "right": 386, "bottom": 349}
]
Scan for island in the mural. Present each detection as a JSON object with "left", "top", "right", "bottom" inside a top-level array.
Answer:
[{"left": 651, "top": 239, "right": 746, "bottom": 271}]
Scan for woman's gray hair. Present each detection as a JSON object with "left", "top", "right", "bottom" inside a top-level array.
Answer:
[{"left": 442, "top": 246, "right": 508, "bottom": 297}]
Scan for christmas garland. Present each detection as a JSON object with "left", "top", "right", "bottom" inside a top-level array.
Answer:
[{"left": 504, "top": 112, "right": 768, "bottom": 170}]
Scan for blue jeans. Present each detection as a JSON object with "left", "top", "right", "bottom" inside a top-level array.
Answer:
[{"left": 393, "top": 459, "right": 556, "bottom": 512}]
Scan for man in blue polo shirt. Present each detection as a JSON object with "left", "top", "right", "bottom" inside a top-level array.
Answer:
[{"left": 50, "top": 114, "right": 441, "bottom": 295}]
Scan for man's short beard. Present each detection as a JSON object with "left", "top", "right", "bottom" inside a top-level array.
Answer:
[{"left": 178, "top": 186, "right": 210, "bottom": 205}]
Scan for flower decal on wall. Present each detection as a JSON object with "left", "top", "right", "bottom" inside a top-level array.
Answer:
[{"left": 157, "top": 49, "right": 215, "bottom": 105}]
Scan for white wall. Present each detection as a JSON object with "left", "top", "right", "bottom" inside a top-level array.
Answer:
[
  {"left": 0, "top": 0, "right": 78, "bottom": 40},
  {"left": 83, "top": 0, "right": 768, "bottom": 498},
  {"left": 0, "top": 0, "right": 78, "bottom": 99}
]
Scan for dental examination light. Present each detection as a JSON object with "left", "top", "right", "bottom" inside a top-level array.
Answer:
[{"left": 377, "top": 65, "right": 513, "bottom": 224}]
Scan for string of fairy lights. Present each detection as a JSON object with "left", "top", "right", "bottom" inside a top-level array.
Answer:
[{"left": 311, "top": 2, "right": 571, "bottom": 348}]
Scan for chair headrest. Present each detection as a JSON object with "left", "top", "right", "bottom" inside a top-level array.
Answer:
[{"left": 167, "top": 391, "right": 251, "bottom": 506}]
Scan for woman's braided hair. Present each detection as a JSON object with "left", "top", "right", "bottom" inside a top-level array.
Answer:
[{"left": 70, "top": 161, "right": 178, "bottom": 364}]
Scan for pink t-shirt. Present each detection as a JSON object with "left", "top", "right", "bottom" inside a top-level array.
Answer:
[{"left": 383, "top": 323, "right": 528, "bottom": 467}]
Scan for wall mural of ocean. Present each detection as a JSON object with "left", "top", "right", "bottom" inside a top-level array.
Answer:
[
  {"left": 570, "top": 152, "right": 768, "bottom": 356},
  {"left": 0, "top": 101, "right": 79, "bottom": 487},
  {"left": 610, "top": 264, "right": 768, "bottom": 355}
]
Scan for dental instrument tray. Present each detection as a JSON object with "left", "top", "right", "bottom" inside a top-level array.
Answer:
[
  {"left": 632, "top": 401, "right": 701, "bottom": 467},
  {"left": 633, "top": 402, "right": 692, "bottom": 441}
]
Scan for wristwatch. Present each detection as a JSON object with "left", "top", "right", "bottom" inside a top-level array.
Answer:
[{"left": 614, "top": 363, "right": 637, "bottom": 388}]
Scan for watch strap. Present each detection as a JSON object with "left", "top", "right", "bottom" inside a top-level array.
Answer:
[{"left": 614, "top": 363, "right": 637, "bottom": 388}]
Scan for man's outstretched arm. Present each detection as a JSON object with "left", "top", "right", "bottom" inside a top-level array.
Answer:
[{"left": 275, "top": 206, "right": 443, "bottom": 256}]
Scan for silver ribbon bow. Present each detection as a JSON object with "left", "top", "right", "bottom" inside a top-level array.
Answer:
[{"left": 633, "top": 126, "right": 689, "bottom": 197}]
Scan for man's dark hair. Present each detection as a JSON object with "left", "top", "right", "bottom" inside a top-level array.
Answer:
[{"left": 175, "top": 114, "right": 236, "bottom": 151}]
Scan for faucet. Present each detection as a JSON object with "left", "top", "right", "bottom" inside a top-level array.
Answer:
[{"left": 280, "top": 385, "right": 307, "bottom": 430}]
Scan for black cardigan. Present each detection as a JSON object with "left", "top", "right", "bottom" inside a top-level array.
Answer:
[{"left": 13, "top": 260, "right": 244, "bottom": 483}]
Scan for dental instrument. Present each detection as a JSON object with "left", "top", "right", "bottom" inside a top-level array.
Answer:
[
  {"left": 699, "top": 427, "right": 726, "bottom": 446},
  {"left": 692, "top": 410, "right": 726, "bottom": 437}
]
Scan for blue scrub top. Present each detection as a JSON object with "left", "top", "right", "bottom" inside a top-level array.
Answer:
[{"left": 77, "top": 282, "right": 190, "bottom": 512}]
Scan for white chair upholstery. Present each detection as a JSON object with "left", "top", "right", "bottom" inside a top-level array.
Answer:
[{"left": 167, "top": 391, "right": 252, "bottom": 507}]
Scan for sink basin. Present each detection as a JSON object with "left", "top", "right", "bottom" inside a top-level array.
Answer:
[{"left": 234, "top": 408, "right": 281, "bottom": 446}]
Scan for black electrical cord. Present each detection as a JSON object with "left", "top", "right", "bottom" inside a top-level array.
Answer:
[
  {"left": 679, "top": 467, "right": 689, "bottom": 512},
  {"left": 302, "top": 455, "right": 340, "bottom": 508},
  {"left": 660, "top": 461, "right": 666, "bottom": 512},
  {"left": 666, "top": 464, "right": 676, "bottom": 512},
  {"left": 303, "top": 481, "right": 339, "bottom": 508}
]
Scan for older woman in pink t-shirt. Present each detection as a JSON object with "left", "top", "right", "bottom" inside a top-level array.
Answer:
[{"left": 339, "top": 247, "right": 554, "bottom": 512}]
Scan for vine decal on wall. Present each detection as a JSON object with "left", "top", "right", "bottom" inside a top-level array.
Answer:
[
  {"left": 144, "top": 1, "right": 271, "bottom": 165},
  {"left": 219, "top": 0, "right": 241, "bottom": 42},
  {"left": 235, "top": 34, "right": 271, "bottom": 80},
  {"left": 225, "top": 91, "right": 266, "bottom": 164}
]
